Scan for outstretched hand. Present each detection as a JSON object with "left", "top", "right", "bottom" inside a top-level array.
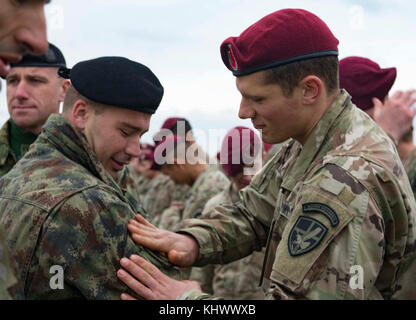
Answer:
[
  {"left": 128, "top": 214, "right": 199, "bottom": 267},
  {"left": 117, "top": 254, "right": 201, "bottom": 300},
  {"left": 373, "top": 90, "right": 416, "bottom": 144}
]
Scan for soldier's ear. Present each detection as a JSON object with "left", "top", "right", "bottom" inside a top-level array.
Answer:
[
  {"left": 58, "top": 80, "right": 71, "bottom": 102},
  {"left": 71, "top": 99, "right": 91, "bottom": 130},
  {"left": 299, "top": 75, "right": 322, "bottom": 105}
]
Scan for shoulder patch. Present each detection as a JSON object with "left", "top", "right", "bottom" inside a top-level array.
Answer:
[
  {"left": 288, "top": 216, "right": 328, "bottom": 256},
  {"left": 302, "top": 202, "right": 339, "bottom": 227}
]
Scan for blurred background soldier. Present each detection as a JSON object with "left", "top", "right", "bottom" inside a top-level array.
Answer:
[
  {"left": 339, "top": 56, "right": 416, "bottom": 196},
  {"left": 156, "top": 135, "right": 229, "bottom": 232},
  {"left": 190, "top": 126, "right": 266, "bottom": 299}
]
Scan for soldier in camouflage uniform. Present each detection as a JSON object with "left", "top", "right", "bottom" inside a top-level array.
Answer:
[
  {"left": 155, "top": 135, "right": 229, "bottom": 232},
  {"left": 117, "top": 9, "right": 416, "bottom": 300},
  {"left": 0, "top": 57, "right": 182, "bottom": 299},
  {"left": 0, "top": 43, "right": 69, "bottom": 178},
  {"left": 190, "top": 127, "right": 265, "bottom": 299},
  {"left": 0, "top": 0, "right": 50, "bottom": 300},
  {"left": 131, "top": 144, "right": 189, "bottom": 225},
  {"left": 339, "top": 57, "right": 416, "bottom": 197}
]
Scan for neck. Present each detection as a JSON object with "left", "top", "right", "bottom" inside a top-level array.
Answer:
[
  {"left": 296, "top": 89, "right": 340, "bottom": 145},
  {"left": 187, "top": 162, "right": 208, "bottom": 185},
  {"left": 398, "top": 141, "right": 416, "bottom": 161}
]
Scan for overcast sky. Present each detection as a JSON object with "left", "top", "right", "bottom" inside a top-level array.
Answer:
[{"left": 1, "top": 0, "right": 415, "bottom": 156}]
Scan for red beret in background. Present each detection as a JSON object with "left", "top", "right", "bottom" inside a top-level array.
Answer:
[
  {"left": 220, "top": 126, "right": 262, "bottom": 177},
  {"left": 220, "top": 8, "right": 339, "bottom": 76},
  {"left": 339, "top": 56, "right": 397, "bottom": 111}
]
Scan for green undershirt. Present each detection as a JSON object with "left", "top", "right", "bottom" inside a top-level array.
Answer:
[{"left": 9, "top": 120, "right": 38, "bottom": 161}]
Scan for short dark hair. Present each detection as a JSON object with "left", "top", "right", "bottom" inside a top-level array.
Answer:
[
  {"left": 62, "top": 85, "right": 105, "bottom": 115},
  {"left": 263, "top": 56, "right": 339, "bottom": 97}
]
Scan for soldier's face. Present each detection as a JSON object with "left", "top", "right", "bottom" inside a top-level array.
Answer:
[
  {"left": 236, "top": 70, "right": 305, "bottom": 144},
  {"left": 83, "top": 106, "right": 151, "bottom": 180},
  {"left": 0, "top": 0, "right": 49, "bottom": 77},
  {"left": 6, "top": 67, "right": 68, "bottom": 134},
  {"left": 161, "top": 162, "right": 191, "bottom": 185}
]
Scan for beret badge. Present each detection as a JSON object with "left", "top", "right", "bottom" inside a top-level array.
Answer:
[{"left": 227, "top": 44, "right": 238, "bottom": 72}]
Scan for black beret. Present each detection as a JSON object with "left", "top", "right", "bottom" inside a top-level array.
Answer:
[
  {"left": 11, "top": 43, "right": 66, "bottom": 68},
  {"left": 58, "top": 56, "right": 164, "bottom": 114}
]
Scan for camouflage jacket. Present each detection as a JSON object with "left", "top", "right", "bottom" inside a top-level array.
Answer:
[
  {"left": 403, "top": 148, "right": 416, "bottom": 199},
  {"left": 0, "top": 225, "right": 18, "bottom": 300},
  {"left": 178, "top": 90, "right": 416, "bottom": 300},
  {"left": 158, "top": 166, "right": 229, "bottom": 231},
  {"left": 0, "top": 120, "right": 32, "bottom": 178},
  {"left": 190, "top": 183, "right": 266, "bottom": 299},
  {"left": 264, "top": 143, "right": 282, "bottom": 165},
  {"left": 143, "top": 173, "right": 189, "bottom": 226},
  {"left": 0, "top": 114, "right": 181, "bottom": 300}
]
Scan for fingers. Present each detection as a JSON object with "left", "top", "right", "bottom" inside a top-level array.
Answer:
[
  {"left": 135, "top": 214, "right": 155, "bottom": 228},
  {"left": 118, "top": 257, "right": 158, "bottom": 299},
  {"left": 120, "top": 293, "right": 137, "bottom": 300},
  {"left": 130, "top": 254, "right": 167, "bottom": 282}
]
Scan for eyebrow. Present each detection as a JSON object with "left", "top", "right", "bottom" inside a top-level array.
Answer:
[{"left": 120, "top": 122, "right": 148, "bottom": 134}]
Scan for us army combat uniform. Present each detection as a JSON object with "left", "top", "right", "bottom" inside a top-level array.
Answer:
[
  {"left": 0, "top": 115, "right": 181, "bottom": 299},
  {"left": 143, "top": 173, "right": 189, "bottom": 226},
  {"left": 403, "top": 148, "right": 416, "bottom": 199},
  {"left": 190, "top": 182, "right": 266, "bottom": 299},
  {"left": 158, "top": 166, "right": 229, "bottom": 231},
  {"left": 178, "top": 90, "right": 416, "bottom": 300},
  {"left": 0, "top": 120, "right": 36, "bottom": 178}
]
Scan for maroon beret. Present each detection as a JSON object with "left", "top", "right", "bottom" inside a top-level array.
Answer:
[
  {"left": 339, "top": 56, "right": 397, "bottom": 111},
  {"left": 219, "top": 126, "right": 262, "bottom": 177},
  {"left": 221, "top": 9, "right": 339, "bottom": 76},
  {"left": 153, "top": 117, "right": 192, "bottom": 142},
  {"left": 151, "top": 135, "right": 186, "bottom": 170}
]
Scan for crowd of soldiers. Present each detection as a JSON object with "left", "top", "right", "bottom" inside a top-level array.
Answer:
[{"left": 0, "top": 1, "right": 415, "bottom": 300}]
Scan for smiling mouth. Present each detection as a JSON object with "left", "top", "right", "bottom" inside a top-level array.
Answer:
[{"left": 111, "top": 158, "right": 128, "bottom": 171}]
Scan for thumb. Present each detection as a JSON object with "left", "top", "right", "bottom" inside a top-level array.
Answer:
[{"left": 372, "top": 97, "right": 383, "bottom": 111}]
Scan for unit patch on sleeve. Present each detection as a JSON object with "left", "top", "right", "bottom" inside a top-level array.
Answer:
[{"left": 288, "top": 216, "right": 328, "bottom": 256}]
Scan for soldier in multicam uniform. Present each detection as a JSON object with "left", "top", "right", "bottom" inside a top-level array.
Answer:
[
  {"left": 155, "top": 135, "right": 229, "bottom": 232},
  {"left": 0, "top": 43, "right": 69, "bottom": 178},
  {"left": 129, "top": 143, "right": 155, "bottom": 194},
  {"left": 0, "top": 56, "right": 182, "bottom": 299},
  {"left": 339, "top": 57, "right": 416, "bottom": 198},
  {"left": 190, "top": 126, "right": 265, "bottom": 300},
  {"left": 0, "top": 0, "right": 50, "bottom": 300},
  {"left": 117, "top": 9, "right": 416, "bottom": 300},
  {"left": 132, "top": 144, "right": 188, "bottom": 226}
]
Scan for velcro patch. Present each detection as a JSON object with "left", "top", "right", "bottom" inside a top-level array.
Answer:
[
  {"left": 288, "top": 216, "right": 328, "bottom": 256},
  {"left": 302, "top": 202, "right": 339, "bottom": 227}
]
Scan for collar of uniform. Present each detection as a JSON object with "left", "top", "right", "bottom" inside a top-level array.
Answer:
[
  {"left": 41, "top": 114, "right": 122, "bottom": 192},
  {"left": 0, "top": 120, "right": 13, "bottom": 166},
  {"left": 229, "top": 182, "right": 241, "bottom": 203},
  {"left": 281, "top": 89, "right": 351, "bottom": 192}
]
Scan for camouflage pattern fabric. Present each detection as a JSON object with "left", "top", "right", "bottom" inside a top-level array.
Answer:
[
  {"left": 190, "top": 183, "right": 266, "bottom": 299},
  {"left": 0, "top": 114, "right": 182, "bottom": 300},
  {"left": 144, "top": 173, "right": 189, "bottom": 227},
  {"left": 263, "top": 143, "right": 282, "bottom": 165},
  {"left": 124, "top": 167, "right": 150, "bottom": 203},
  {"left": 0, "top": 225, "right": 17, "bottom": 300},
  {"left": 158, "top": 165, "right": 229, "bottom": 231},
  {"left": 0, "top": 120, "right": 32, "bottom": 178},
  {"left": 178, "top": 90, "right": 416, "bottom": 300},
  {"left": 403, "top": 148, "right": 416, "bottom": 199}
]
